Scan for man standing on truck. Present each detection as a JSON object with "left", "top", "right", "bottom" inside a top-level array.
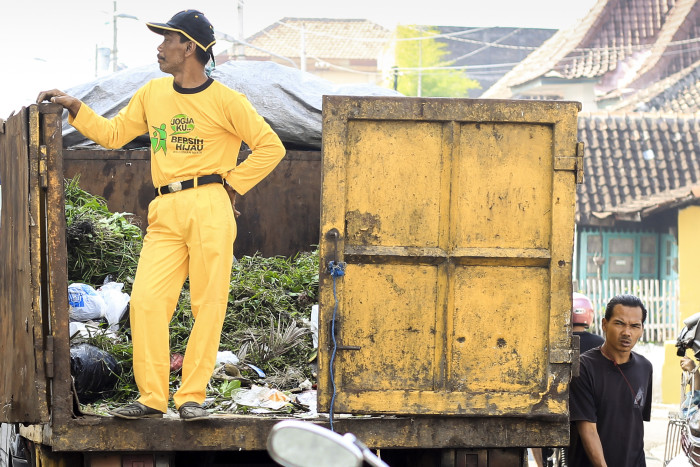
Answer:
[
  {"left": 37, "top": 9, "right": 285, "bottom": 421},
  {"left": 568, "top": 294, "right": 653, "bottom": 466}
]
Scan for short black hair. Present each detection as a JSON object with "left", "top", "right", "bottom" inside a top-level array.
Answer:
[
  {"left": 604, "top": 294, "right": 647, "bottom": 323},
  {"left": 177, "top": 32, "right": 210, "bottom": 66}
]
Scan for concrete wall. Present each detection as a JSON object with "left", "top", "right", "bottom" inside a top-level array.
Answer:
[{"left": 662, "top": 205, "right": 700, "bottom": 403}]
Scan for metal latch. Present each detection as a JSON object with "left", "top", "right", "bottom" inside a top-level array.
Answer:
[
  {"left": 329, "top": 319, "right": 361, "bottom": 351},
  {"left": 325, "top": 228, "right": 359, "bottom": 351}
]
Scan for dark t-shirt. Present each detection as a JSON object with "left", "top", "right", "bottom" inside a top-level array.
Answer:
[
  {"left": 574, "top": 331, "right": 605, "bottom": 354},
  {"left": 569, "top": 348, "right": 653, "bottom": 467}
]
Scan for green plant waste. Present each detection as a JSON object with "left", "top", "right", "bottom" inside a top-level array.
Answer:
[{"left": 65, "top": 176, "right": 319, "bottom": 415}]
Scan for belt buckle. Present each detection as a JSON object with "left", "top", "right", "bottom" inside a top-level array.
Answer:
[{"left": 167, "top": 181, "right": 183, "bottom": 193}]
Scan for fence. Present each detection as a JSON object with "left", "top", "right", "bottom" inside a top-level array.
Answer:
[{"left": 574, "top": 279, "right": 680, "bottom": 343}]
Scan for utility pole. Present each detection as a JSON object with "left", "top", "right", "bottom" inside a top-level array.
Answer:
[
  {"left": 111, "top": 1, "right": 138, "bottom": 72},
  {"left": 235, "top": 0, "right": 245, "bottom": 60},
  {"left": 112, "top": 0, "right": 118, "bottom": 72},
  {"left": 300, "top": 24, "right": 306, "bottom": 73}
]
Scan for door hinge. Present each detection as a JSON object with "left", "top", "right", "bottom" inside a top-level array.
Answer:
[
  {"left": 575, "top": 141, "right": 585, "bottom": 184},
  {"left": 45, "top": 335, "right": 54, "bottom": 379},
  {"left": 39, "top": 145, "right": 48, "bottom": 188},
  {"left": 553, "top": 141, "right": 585, "bottom": 184}
]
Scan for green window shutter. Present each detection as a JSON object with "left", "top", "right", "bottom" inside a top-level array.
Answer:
[
  {"left": 660, "top": 233, "right": 679, "bottom": 281},
  {"left": 578, "top": 230, "right": 662, "bottom": 281}
]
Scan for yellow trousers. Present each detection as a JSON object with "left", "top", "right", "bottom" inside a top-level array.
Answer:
[{"left": 130, "top": 183, "right": 235, "bottom": 412}]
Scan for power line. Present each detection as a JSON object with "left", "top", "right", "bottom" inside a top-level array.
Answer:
[{"left": 272, "top": 19, "right": 700, "bottom": 55}]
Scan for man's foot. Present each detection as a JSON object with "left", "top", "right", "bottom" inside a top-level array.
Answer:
[
  {"left": 109, "top": 402, "right": 163, "bottom": 420},
  {"left": 179, "top": 402, "right": 209, "bottom": 421}
]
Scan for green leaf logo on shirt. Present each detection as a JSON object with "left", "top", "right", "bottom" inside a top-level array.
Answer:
[
  {"left": 171, "top": 114, "right": 195, "bottom": 135},
  {"left": 150, "top": 123, "right": 168, "bottom": 155}
]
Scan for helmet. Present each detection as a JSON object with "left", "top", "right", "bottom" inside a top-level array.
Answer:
[{"left": 572, "top": 292, "right": 595, "bottom": 328}]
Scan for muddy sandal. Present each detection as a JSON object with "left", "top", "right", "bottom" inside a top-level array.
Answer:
[
  {"left": 179, "top": 402, "right": 209, "bottom": 421},
  {"left": 109, "top": 402, "right": 164, "bottom": 420}
]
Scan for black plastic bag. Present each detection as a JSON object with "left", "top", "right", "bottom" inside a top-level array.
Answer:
[{"left": 70, "top": 343, "right": 121, "bottom": 403}]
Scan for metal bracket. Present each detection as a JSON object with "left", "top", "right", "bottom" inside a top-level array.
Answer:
[
  {"left": 575, "top": 141, "right": 585, "bottom": 184},
  {"left": 571, "top": 335, "right": 581, "bottom": 377},
  {"left": 553, "top": 141, "right": 585, "bottom": 184}
]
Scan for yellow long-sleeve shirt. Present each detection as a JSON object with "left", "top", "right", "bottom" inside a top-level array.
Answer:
[{"left": 70, "top": 77, "right": 285, "bottom": 195}]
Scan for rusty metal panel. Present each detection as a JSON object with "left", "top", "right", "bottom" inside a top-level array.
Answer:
[
  {"left": 62, "top": 148, "right": 152, "bottom": 228},
  {"left": 235, "top": 151, "right": 321, "bottom": 256},
  {"left": 46, "top": 414, "right": 567, "bottom": 452},
  {"left": 318, "top": 97, "right": 579, "bottom": 428},
  {"left": 62, "top": 149, "right": 320, "bottom": 257},
  {"left": 0, "top": 106, "right": 50, "bottom": 423}
]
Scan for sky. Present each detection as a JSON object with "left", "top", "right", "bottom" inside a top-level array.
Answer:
[{"left": 0, "top": 0, "right": 599, "bottom": 118}]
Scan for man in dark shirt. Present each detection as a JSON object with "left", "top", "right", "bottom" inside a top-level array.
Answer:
[{"left": 569, "top": 294, "right": 653, "bottom": 467}]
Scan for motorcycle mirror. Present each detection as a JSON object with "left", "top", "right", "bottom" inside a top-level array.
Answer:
[{"left": 267, "top": 420, "right": 364, "bottom": 467}]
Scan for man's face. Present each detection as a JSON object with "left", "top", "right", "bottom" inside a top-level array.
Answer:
[
  {"left": 157, "top": 31, "right": 189, "bottom": 74},
  {"left": 602, "top": 304, "right": 644, "bottom": 354}
]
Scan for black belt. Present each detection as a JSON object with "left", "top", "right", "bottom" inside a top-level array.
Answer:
[{"left": 155, "top": 174, "right": 223, "bottom": 196}]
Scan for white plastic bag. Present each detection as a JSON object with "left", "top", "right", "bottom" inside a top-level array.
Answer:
[
  {"left": 69, "top": 321, "right": 118, "bottom": 342},
  {"left": 216, "top": 351, "right": 240, "bottom": 365},
  {"left": 97, "top": 282, "right": 130, "bottom": 330},
  {"left": 232, "top": 385, "right": 291, "bottom": 410},
  {"left": 68, "top": 283, "right": 107, "bottom": 322}
]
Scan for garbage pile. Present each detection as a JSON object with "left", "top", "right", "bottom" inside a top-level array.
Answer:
[{"left": 65, "top": 177, "right": 319, "bottom": 415}]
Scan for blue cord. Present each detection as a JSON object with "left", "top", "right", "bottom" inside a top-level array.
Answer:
[{"left": 327, "top": 260, "right": 345, "bottom": 432}]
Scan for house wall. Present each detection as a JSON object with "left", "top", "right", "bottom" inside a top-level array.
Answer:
[
  {"left": 662, "top": 205, "right": 700, "bottom": 403},
  {"left": 513, "top": 80, "right": 598, "bottom": 111},
  {"left": 308, "top": 67, "right": 383, "bottom": 86},
  {"left": 560, "top": 82, "right": 599, "bottom": 112},
  {"left": 575, "top": 219, "right": 677, "bottom": 283}
]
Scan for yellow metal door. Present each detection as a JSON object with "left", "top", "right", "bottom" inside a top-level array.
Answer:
[{"left": 318, "top": 97, "right": 582, "bottom": 417}]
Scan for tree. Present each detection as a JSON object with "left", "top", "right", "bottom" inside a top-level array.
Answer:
[{"left": 394, "top": 25, "right": 480, "bottom": 97}]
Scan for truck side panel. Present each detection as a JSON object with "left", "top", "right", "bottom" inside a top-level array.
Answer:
[
  {"left": 62, "top": 149, "right": 322, "bottom": 257},
  {"left": 0, "top": 106, "right": 49, "bottom": 423}
]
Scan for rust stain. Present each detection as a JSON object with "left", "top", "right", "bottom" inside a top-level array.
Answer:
[
  {"left": 383, "top": 273, "right": 405, "bottom": 295},
  {"left": 346, "top": 210, "right": 381, "bottom": 245}
]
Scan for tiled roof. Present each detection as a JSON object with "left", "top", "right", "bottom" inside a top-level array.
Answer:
[
  {"left": 484, "top": 0, "right": 700, "bottom": 100},
  {"left": 576, "top": 112, "right": 700, "bottom": 224},
  {"left": 482, "top": 0, "right": 609, "bottom": 98},
  {"left": 591, "top": 183, "right": 700, "bottom": 221},
  {"left": 434, "top": 27, "right": 556, "bottom": 97},
  {"left": 610, "top": 58, "right": 700, "bottom": 112},
  {"left": 242, "top": 17, "right": 391, "bottom": 61}
]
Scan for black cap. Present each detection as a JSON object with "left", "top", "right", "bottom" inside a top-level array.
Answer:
[{"left": 147, "top": 10, "right": 216, "bottom": 62}]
